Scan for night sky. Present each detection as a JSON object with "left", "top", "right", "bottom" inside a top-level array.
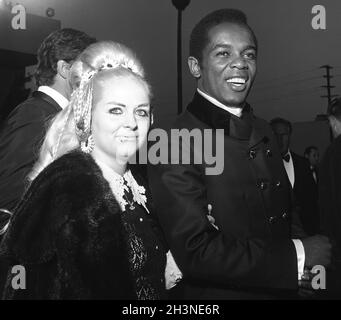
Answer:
[{"left": 5, "top": 0, "right": 341, "bottom": 125}]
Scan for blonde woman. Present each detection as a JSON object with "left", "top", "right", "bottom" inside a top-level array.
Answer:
[{"left": 0, "top": 41, "right": 181, "bottom": 300}]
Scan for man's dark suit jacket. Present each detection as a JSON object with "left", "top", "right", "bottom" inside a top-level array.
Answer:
[
  {"left": 0, "top": 91, "right": 62, "bottom": 212},
  {"left": 291, "top": 152, "right": 320, "bottom": 235},
  {"left": 319, "top": 135, "right": 341, "bottom": 297},
  {"left": 148, "top": 93, "right": 298, "bottom": 299}
]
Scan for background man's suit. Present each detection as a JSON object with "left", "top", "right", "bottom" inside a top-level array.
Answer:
[
  {"left": 319, "top": 135, "right": 341, "bottom": 297},
  {"left": 0, "top": 91, "right": 61, "bottom": 211},
  {"left": 148, "top": 93, "right": 299, "bottom": 299},
  {"left": 290, "top": 152, "right": 320, "bottom": 236}
]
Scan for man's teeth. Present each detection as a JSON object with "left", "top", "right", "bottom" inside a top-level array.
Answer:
[{"left": 226, "top": 78, "right": 246, "bottom": 84}]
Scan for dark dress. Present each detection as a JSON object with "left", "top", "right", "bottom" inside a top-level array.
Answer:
[
  {"left": 121, "top": 183, "right": 167, "bottom": 300},
  {"left": 0, "top": 151, "right": 167, "bottom": 299}
]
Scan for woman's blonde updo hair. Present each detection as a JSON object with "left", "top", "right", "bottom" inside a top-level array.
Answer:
[{"left": 29, "top": 41, "right": 150, "bottom": 181}]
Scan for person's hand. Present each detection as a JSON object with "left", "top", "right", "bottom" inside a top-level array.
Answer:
[
  {"left": 165, "top": 251, "right": 183, "bottom": 290},
  {"left": 302, "top": 235, "right": 332, "bottom": 268},
  {"left": 297, "top": 268, "right": 319, "bottom": 299}
]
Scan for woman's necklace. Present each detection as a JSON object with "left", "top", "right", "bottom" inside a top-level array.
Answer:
[
  {"left": 122, "top": 170, "right": 149, "bottom": 213},
  {"left": 124, "top": 185, "right": 136, "bottom": 210},
  {"left": 95, "top": 159, "right": 149, "bottom": 213}
]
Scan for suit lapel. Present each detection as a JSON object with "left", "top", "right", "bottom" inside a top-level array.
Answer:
[
  {"left": 248, "top": 117, "right": 269, "bottom": 148},
  {"left": 187, "top": 92, "right": 253, "bottom": 140},
  {"left": 187, "top": 92, "right": 230, "bottom": 131},
  {"left": 32, "top": 91, "right": 62, "bottom": 112}
]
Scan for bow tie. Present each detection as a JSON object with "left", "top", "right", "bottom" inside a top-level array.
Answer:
[{"left": 283, "top": 153, "right": 290, "bottom": 162}]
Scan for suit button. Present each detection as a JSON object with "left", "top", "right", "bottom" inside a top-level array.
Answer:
[
  {"left": 276, "top": 181, "right": 281, "bottom": 188},
  {"left": 259, "top": 181, "right": 267, "bottom": 190},
  {"left": 269, "top": 216, "right": 276, "bottom": 224},
  {"left": 282, "top": 212, "right": 288, "bottom": 219},
  {"left": 249, "top": 149, "right": 257, "bottom": 159},
  {"left": 266, "top": 149, "right": 272, "bottom": 157}
]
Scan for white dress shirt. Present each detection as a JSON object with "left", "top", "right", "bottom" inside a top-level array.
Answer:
[
  {"left": 197, "top": 88, "right": 243, "bottom": 117},
  {"left": 283, "top": 150, "right": 295, "bottom": 188},
  {"left": 38, "top": 86, "right": 69, "bottom": 110},
  {"left": 282, "top": 150, "right": 305, "bottom": 279},
  {"left": 197, "top": 89, "right": 305, "bottom": 280},
  {"left": 310, "top": 165, "right": 317, "bottom": 183}
]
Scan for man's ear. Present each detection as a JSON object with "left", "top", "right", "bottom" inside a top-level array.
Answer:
[
  {"left": 56, "top": 60, "right": 71, "bottom": 80},
  {"left": 188, "top": 56, "right": 201, "bottom": 79}
]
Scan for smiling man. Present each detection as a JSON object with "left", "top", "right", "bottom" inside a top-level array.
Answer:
[
  {"left": 148, "top": 8, "right": 331, "bottom": 299},
  {"left": 189, "top": 19, "right": 257, "bottom": 112}
]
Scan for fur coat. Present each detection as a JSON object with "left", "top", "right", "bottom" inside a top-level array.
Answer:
[{"left": 0, "top": 151, "right": 167, "bottom": 300}]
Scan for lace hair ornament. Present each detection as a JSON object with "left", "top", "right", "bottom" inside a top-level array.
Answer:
[
  {"left": 51, "top": 56, "right": 144, "bottom": 158},
  {"left": 52, "top": 104, "right": 73, "bottom": 160}
]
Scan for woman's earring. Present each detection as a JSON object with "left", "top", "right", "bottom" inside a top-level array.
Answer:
[{"left": 80, "top": 134, "right": 95, "bottom": 153}]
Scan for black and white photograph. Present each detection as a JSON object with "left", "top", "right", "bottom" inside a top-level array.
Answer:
[{"left": 0, "top": 0, "right": 340, "bottom": 307}]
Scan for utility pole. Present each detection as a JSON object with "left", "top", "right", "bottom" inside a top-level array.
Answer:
[
  {"left": 172, "top": 0, "right": 190, "bottom": 115},
  {"left": 320, "top": 65, "right": 338, "bottom": 141},
  {"left": 320, "top": 65, "right": 337, "bottom": 110}
]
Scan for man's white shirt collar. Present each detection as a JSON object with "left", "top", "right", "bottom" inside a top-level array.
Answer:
[
  {"left": 283, "top": 150, "right": 295, "bottom": 188},
  {"left": 38, "top": 86, "right": 69, "bottom": 109},
  {"left": 197, "top": 88, "right": 243, "bottom": 118}
]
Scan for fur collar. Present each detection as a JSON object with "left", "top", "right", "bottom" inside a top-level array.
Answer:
[{"left": 1, "top": 150, "right": 136, "bottom": 299}]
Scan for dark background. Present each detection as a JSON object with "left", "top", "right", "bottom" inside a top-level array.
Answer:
[{"left": 0, "top": 0, "right": 339, "bottom": 153}]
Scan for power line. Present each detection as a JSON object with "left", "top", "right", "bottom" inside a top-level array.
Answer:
[
  {"left": 249, "top": 65, "right": 339, "bottom": 106},
  {"left": 253, "top": 75, "right": 321, "bottom": 91},
  {"left": 251, "top": 88, "right": 321, "bottom": 104},
  {"left": 252, "top": 84, "right": 323, "bottom": 99},
  {"left": 253, "top": 88, "right": 324, "bottom": 99},
  {"left": 253, "top": 68, "right": 319, "bottom": 86},
  {"left": 320, "top": 65, "right": 337, "bottom": 108}
]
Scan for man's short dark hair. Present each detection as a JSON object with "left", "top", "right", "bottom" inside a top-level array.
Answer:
[
  {"left": 189, "top": 8, "right": 258, "bottom": 63},
  {"left": 328, "top": 97, "right": 341, "bottom": 121},
  {"left": 304, "top": 145, "right": 318, "bottom": 157},
  {"left": 269, "top": 117, "right": 293, "bottom": 134},
  {"left": 35, "top": 28, "right": 96, "bottom": 86}
]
